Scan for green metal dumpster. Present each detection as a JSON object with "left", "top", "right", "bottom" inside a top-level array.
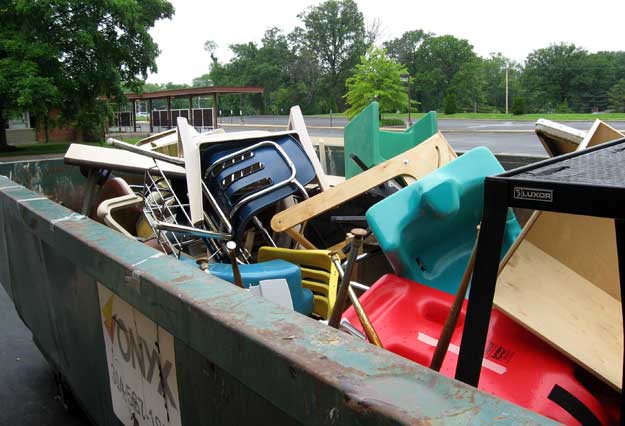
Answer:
[{"left": 0, "top": 158, "right": 555, "bottom": 425}]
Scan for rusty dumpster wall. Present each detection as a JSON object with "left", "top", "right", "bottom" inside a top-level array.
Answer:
[{"left": 0, "top": 162, "right": 556, "bottom": 426}]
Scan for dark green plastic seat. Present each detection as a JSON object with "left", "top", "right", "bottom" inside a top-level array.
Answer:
[{"left": 344, "top": 102, "right": 438, "bottom": 178}]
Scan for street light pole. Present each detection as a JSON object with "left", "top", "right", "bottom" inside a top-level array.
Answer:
[
  {"left": 505, "top": 67, "right": 509, "bottom": 115},
  {"left": 400, "top": 73, "right": 411, "bottom": 127}
]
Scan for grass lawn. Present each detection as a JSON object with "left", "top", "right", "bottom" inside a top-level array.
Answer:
[
  {"left": 311, "top": 112, "right": 625, "bottom": 121},
  {"left": 0, "top": 135, "right": 142, "bottom": 158}
]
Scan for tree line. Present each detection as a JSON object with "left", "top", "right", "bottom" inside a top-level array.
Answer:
[
  {"left": 144, "top": 0, "right": 625, "bottom": 116},
  {"left": 0, "top": 0, "right": 174, "bottom": 148},
  {"left": 2, "top": 0, "right": 625, "bottom": 150}
]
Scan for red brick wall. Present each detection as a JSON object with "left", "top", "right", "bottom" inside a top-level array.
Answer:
[{"left": 36, "top": 109, "right": 83, "bottom": 143}]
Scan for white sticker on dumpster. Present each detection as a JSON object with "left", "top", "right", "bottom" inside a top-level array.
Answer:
[{"left": 97, "top": 283, "right": 182, "bottom": 426}]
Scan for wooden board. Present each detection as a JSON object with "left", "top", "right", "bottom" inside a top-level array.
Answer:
[
  {"left": 525, "top": 119, "right": 624, "bottom": 300},
  {"left": 526, "top": 212, "right": 620, "bottom": 299},
  {"left": 535, "top": 118, "right": 585, "bottom": 157},
  {"left": 177, "top": 117, "right": 204, "bottom": 225},
  {"left": 136, "top": 128, "right": 177, "bottom": 146},
  {"left": 288, "top": 105, "right": 330, "bottom": 191},
  {"left": 271, "top": 132, "right": 456, "bottom": 234},
  {"left": 494, "top": 242, "right": 623, "bottom": 391},
  {"left": 579, "top": 119, "right": 623, "bottom": 151},
  {"left": 64, "top": 144, "right": 186, "bottom": 178}
]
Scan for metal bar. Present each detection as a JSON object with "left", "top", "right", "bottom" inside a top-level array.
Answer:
[
  {"left": 212, "top": 93, "right": 218, "bottom": 129},
  {"left": 154, "top": 221, "right": 230, "bottom": 241},
  {"left": 200, "top": 181, "right": 233, "bottom": 234},
  {"left": 431, "top": 225, "right": 480, "bottom": 372},
  {"left": 455, "top": 182, "right": 509, "bottom": 386},
  {"left": 329, "top": 228, "right": 367, "bottom": 328},
  {"left": 107, "top": 138, "right": 185, "bottom": 166},
  {"left": 349, "top": 281, "right": 370, "bottom": 292},
  {"left": 252, "top": 216, "right": 277, "bottom": 247},
  {"left": 613, "top": 218, "right": 625, "bottom": 418},
  {"left": 226, "top": 241, "right": 244, "bottom": 288},
  {"left": 148, "top": 99, "right": 153, "bottom": 133},
  {"left": 347, "top": 286, "right": 382, "bottom": 347},
  {"left": 167, "top": 96, "right": 173, "bottom": 130},
  {"left": 188, "top": 96, "right": 193, "bottom": 126}
]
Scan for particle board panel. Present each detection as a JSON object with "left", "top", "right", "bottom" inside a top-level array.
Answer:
[{"left": 494, "top": 242, "right": 623, "bottom": 391}]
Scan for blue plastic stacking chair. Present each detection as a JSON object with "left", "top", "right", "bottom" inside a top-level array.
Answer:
[
  {"left": 207, "top": 259, "right": 314, "bottom": 315},
  {"left": 366, "top": 147, "right": 521, "bottom": 295},
  {"left": 201, "top": 134, "right": 317, "bottom": 245}
]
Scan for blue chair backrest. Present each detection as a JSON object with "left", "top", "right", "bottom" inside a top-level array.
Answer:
[
  {"left": 366, "top": 147, "right": 521, "bottom": 295},
  {"left": 207, "top": 259, "right": 314, "bottom": 315},
  {"left": 201, "top": 134, "right": 317, "bottom": 242}
]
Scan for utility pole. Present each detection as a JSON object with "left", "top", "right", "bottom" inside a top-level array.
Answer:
[
  {"left": 400, "top": 73, "right": 411, "bottom": 127},
  {"left": 505, "top": 67, "right": 509, "bottom": 115}
]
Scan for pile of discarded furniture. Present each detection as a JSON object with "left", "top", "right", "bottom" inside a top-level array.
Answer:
[{"left": 65, "top": 102, "right": 623, "bottom": 425}]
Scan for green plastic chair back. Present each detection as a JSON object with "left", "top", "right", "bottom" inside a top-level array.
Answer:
[{"left": 344, "top": 102, "right": 438, "bottom": 179}]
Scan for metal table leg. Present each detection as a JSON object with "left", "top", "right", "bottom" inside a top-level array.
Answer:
[
  {"left": 455, "top": 181, "right": 509, "bottom": 386},
  {"left": 613, "top": 218, "right": 625, "bottom": 417}
]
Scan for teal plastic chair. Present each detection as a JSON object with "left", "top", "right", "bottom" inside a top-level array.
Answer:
[
  {"left": 207, "top": 259, "right": 314, "bottom": 315},
  {"left": 366, "top": 147, "right": 521, "bottom": 295},
  {"left": 344, "top": 102, "right": 438, "bottom": 179}
]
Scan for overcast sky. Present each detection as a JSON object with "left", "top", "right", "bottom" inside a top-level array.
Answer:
[{"left": 146, "top": 0, "right": 625, "bottom": 84}]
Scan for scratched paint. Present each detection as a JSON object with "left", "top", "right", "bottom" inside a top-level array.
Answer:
[{"left": 98, "top": 283, "right": 182, "bottom": 426}]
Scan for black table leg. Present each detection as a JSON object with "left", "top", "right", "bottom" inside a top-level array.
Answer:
[{"left": 455, "top": 181, "right": 509, "bottom": 386}]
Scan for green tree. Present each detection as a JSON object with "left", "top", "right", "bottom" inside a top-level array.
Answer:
[
  {"left": 449, "top": 59, "right": 484, "bottom": 111},
  {"left": 384, "top": 29, "right": 430, "bottom": 77},
  {"left": 384, "top": 29, "right": 431, "bottom": 104},
  {"left": 299, "top": 0, "right": 368, "bottom": 111},
  {"left": 511, "top": 97, "right": 526, "bottom": 115},
  {"left": 204, "top": 40, "right": 218, "bottom": 62},
  {"left": 608, "top": 79, "right": 625, "bottom": 112},
  {"left": 0, "top": 0, "right": 173, "bottom": 148},
  {"left": 208, "top": 28, "right": 294, "bottom": 114},
  {"left": 480, "top": 53, "right": 522, "bottom": 112},
  {"left": 444, "top": 93, "right": 457, "bottom": 114},
  {"left": 412, "top": 35, "right": 479, "bottom": 111},
  {"left": 522, "top": 43, "right": 588, "bottom": 112},
  {"left": 344, "top": 47, "right": 408, "bottom": 119},
  {"left": 284, "top": 27, "right": 324, "bottom": 113}
]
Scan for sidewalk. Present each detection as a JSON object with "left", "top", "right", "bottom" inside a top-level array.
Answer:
[{"left": 0, "top": 286, "right": 90, "bottom": 426}]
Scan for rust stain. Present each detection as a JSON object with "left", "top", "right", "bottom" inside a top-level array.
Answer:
[{"left": 172, "top": 274, "right": 194, "bottom": 283}]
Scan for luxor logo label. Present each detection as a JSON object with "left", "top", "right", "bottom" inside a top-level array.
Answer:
[{"left": 513, "top": 187, "right": 553, "bottom": 202}]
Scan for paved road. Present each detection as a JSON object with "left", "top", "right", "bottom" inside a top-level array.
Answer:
[
  {"left": 224, "top": 114, "right": 625, "bottom": 132},
  {"left": 0, "top": 286, "right": 91, "bottom": 426},
  {"left": 136, "top": 115, "right": 625, "bottom": 155},
  {"left": 216, "top": 115, "right": 625, "bottom": 156},
  {"left": 223, "top": 123, "right": 551, "bottom": 155}
]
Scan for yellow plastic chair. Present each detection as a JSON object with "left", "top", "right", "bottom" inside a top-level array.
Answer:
[{"left": 257, "top": 247, "right": 339, "bottom": 319}]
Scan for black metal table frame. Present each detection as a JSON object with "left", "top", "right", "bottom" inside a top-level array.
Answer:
[{"left": 454, "top": 137, "right": 625, "bottom": 418}]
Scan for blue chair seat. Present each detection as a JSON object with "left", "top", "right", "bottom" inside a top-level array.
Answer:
[{"left": 207, "top": 259, "right": 314, "bottom": 315}]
